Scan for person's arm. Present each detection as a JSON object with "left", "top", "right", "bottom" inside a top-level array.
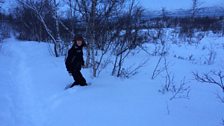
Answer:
[
  {"left": 81, "top": 56, "right": 84, "bottom": 66},
  {"left": 65, "top": 49, "right": 73, "bottom": 73},
  {"left": 81, "top": 50, "right": 85, "bottom": 66}
]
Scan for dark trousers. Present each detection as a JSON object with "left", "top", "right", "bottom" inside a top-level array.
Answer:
[{"left": 72, "top": 70, "right": 87, "bottom": 86}]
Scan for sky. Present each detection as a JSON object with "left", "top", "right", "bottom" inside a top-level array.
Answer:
[
  {"left": 1, "top": 0, "right": 224, "bottom": 13},
  {"left": 139, "top": 0, "right": 224, "bottom": 10}
]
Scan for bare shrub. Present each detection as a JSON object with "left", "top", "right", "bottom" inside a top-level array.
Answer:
[
  {"left": 117, "top": 59, "right": 149, "bottom": 79},
  {"left": 159, "top": 72, "right": 191, "bottom": 100},
  {"left": 193, "top": 70, "right": 224, "bottom": 92},
  {"left": 204, "top": 45, "right": 217, "bottom": 65},
  {"left": 217, "top": 93, "right": 224, "bottom": 103}
]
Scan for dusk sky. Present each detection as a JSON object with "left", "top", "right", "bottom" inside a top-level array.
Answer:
[
  {"left": 1, "top": 0, "right": 224, "bottom": 13},
  {"left": 139, "top": 0, "right": 224, "bottom": 10}
]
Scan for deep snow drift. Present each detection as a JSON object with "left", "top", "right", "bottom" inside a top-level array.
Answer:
[{"left": 0, "top": 36, "right": 223, "bottom": 126}]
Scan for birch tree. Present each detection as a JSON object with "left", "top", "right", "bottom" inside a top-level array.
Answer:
[
  {"left": 17, "top": 0, "right": 64, "bottom": 57},
  {"left": 73, "top": 0, "right": 126, "bottom": 77},
  {"left": 71, "top": 0, "right": 145, "bottom": 77},
  {"left": 191, "top": 0, "right": 200, "bottom": 18},
  {"left": 112, "top": 7, "right": 146, "bottom": 77}
]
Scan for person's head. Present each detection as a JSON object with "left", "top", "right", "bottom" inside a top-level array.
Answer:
[{"left": 73, "top": 35, "right": 85, "bottom": 47}]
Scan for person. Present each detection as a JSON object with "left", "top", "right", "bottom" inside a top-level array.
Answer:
[{"left": 65, "top": 35, "right": 87, "bottom": 87}]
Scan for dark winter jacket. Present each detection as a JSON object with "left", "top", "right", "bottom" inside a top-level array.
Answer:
[{"left": 65, "top": 44, "right": 84, "bottom": 73}]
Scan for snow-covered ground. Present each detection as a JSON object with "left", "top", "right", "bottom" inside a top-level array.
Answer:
[{"left": 0, "top": 36, "right": 224, "bottom": 126}]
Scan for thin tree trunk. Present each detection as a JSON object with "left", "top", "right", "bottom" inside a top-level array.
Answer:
[
  {"left": 90, "top": 0, "right": 97, "bottom": 77},
  {"left": 117, "top": 52, "right": 123, "bottom": 77},
  {"left": 18, "top": 0, "right": 60, "bottom": 57},
  {"left": 54, "top": 0, "right": 63, "bottom": 56}
]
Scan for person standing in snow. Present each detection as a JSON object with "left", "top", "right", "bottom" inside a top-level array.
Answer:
[{"left": 65, "top": 35, "right": 87, "bottom": 87}]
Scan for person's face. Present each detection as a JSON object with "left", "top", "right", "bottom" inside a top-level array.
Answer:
[{"left": 76, "top": 40, "right": 82, "bottom": 46}]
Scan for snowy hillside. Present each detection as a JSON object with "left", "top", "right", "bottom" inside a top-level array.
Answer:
[{"left": 0, "top": 36, "right": 224, "bottom": 126}]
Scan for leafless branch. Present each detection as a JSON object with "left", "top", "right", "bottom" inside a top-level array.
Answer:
[
  {"left": 216, "top": 93, "right": 224, "bottom": 103},
  {"left": 151, "top": 45, "right": 167, "bottom": 79},
  {"left": 169, "top": 78, "right": 191, "bottom": 100},
  {"left": 119, "top": 58, "right": 149, "bottom": 78},
  {"left": 159, "top": 74, "right": 191, "bottom": 101},
  {"left": 193, "top": 71, "right": 224, "bottom": 92}
]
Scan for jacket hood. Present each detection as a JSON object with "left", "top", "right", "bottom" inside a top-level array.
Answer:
[{"left": 73, "top": 35, "right": 86, "bottom": 47}]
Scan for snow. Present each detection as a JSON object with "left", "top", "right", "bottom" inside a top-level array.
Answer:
[{"left": 0, "top": 35, "right": 224, "bottom": 126}]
